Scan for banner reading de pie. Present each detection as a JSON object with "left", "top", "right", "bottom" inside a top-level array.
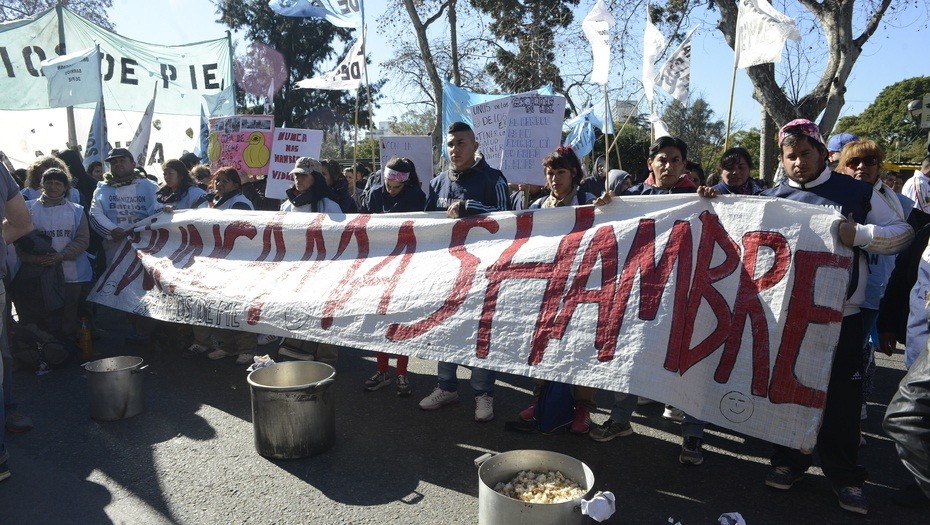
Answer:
[
  {"left": 207, "top": 116, "right": 275, "bottom": 181},
  {"left": 89, "top": 195, "right": 852, "bottom": 451},
  {"left": 265, "top": 128, "right": 324, "bottom": 199}
]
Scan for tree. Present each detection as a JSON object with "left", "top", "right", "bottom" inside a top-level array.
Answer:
[
  {"left": 219, "top": 1, "right": 380, "bottom": 133},
  {"left": 0, "top": 0, "right": 114, "bottom": 29},
  {"left": 470, "top": 0, "right": 579, "bottom": 94},
  {"left": 389, "top": 108, "right": 436, "bottom": 136},
  {"left": 661, "top": 98, "right": 724, "bottom": 167},
  {"left": 834, "top": 76, "right": 930, "bottom": 163}
]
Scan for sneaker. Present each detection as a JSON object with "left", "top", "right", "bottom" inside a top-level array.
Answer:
[
  {"left": 235, "top": 353, "right": 255, "bottom": 365},
  {"left": 570, "top": 405, "right": 591, "bottom": 434},
  {"left": 5, "top": 412, "right": 34, "bottom": 434},
  {"left": 679, "top": 436, "right": 704, "bottom": 465},
  {"left": 475, "top": 394, "right": 494, "bottom": 422},
  {"left": 519, "top": 402, "right": 537, "bottom": 421},
  {"left": 364, "top": 372, "right": 392, "bottom": 392},
  {"left": 419, "top": 388, "right": 459, "bottom": 410},
  {"left": 0, "top": 461, "right": 9, "bottom": 482},
  {"left": 663, "top": 405, "right": 685, "bottom": 422},
  {"left": 833, "top": 486, "right": 868, "bottom": 515},
  {"left": 589, "top": 419, "right": 634, "bottom": 442},
  {"left": 182, "top": 343, "right": 210, "bottom": 359},
  {"left": 278, "top": 345, "right": 315, "bottom": 361},
  {"left": 765, "top": 466, "right": 804, "bottom": 490},
  {"left": 892, "top": 482, "right": 930, "bottom": 508},
  {"left": 207, "top": 348, "right": 238, "bottom": 360},
  {"left": 396, "top": 375, "right": 411, "bottom": 397},
  {"left": 257, "top": 334, "right": 279, "bottom": 346}
]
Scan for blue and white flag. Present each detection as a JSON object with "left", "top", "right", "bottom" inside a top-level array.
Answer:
[
  {"left": 129, "top": 86, "right": 157, "bottom": 166},
  {"left": 40, "top": 46, "right": 101, "bottom": 108},
  {"left": 268, "top": 0, "right": 363, "bottom": 28},
  {"left": 83, "top": 95, "right": 109, "bottom": 169},
  {"left": 193, "top": 104, "right": 209, "bottom": 163},
  {"left": 563, "top": 110, "right": 596, "bottom": 158}
]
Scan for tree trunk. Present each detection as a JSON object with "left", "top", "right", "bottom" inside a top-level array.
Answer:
[
  {"left": 759, "top": 108, "right": 775, "bottom": 185},
  {"left": 449, "top": 0, "right": 460, "bottom": 86},
  {"left": 401, "top": 0, "right": 448, "bottom": 146}
]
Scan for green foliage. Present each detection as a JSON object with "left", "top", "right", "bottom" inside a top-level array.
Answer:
[
  {"left": 834, "top": 76, "right": 930, "bottom": 163},
  {"left": 610, "top": 124, "right": 651, "bottom": 175},
  {"left": 220, "top": 1, "right": 380, "bottom": 131},
  {"left": 389, "top": 108, "right": 435, "bottom": 136},
  {"left": 470, "top": 0, "right": 578, "bottom": 93},
  {"left": 0, "top": 0, "right": 114, "bottom": 29},
  {"left": 661, "top": 98, "right": 725, "bottom": 167}
]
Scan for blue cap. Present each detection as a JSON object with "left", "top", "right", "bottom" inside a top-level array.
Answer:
[{"left": 827, "top": 132, "right": 859, "bottom": 153}]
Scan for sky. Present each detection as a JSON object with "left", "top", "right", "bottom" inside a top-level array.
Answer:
[{"left": 110, "top": 0, "right": 930, "bottom": 134}]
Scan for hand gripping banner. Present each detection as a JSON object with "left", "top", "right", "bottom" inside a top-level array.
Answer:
[{"left": 89, "top": 196, "right": 852, "bottom": 450}]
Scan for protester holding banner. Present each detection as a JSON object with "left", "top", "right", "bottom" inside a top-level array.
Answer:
[
  {"left": 274, "top": 158, "right": 341, "bottom": 365},
  {"left": 22, "top": 156, "right": 81, "bottom": 204},
  {"left": 712, "top": 147, "right": 766, "bottom": 195},
  {"left": 761, "top": 119, "right": 914, "bottom": 515},
  {"left": 420, "top": 122, "right": 509, "bottom": 422},
  {"left": 88, "top": 148, "right": 161, "bottom": 267},
  {"left": 156, "top": 159, "right": 207, "bottom": 210},
  {"left": 519, "top": 146, "right": 597, "bottom": 433},
  {"left": 590, "top": 136, "right": 708, "bottom": 465},
  {"left": 361, "top": 157, "right": 426, "bottom": 397}
]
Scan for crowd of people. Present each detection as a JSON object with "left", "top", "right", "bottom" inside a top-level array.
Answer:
[{"left": 0, "top": 119, "right": 928, "bottom": 518}]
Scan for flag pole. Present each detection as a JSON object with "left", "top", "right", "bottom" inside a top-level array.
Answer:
[
  {"left": 56, "top": 2, "right": 78, "bottom": 149},
  {"left": 603, "top": 83, "right": 610, "bottom": 171},
  {"left": 723, "top": 7, "right": 743, "bottom": 151}
]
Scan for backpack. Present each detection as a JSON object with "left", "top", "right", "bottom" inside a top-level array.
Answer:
[{"left": 535, "top": 382, "right": 575, "bottom": 434}]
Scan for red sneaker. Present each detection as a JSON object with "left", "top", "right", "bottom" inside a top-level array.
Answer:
[
  {"left": 519, "top": 402, "right": 537, "bottom": 421},
  {"left": 570, "top": 405, "right": 591, "bottom": 434}
]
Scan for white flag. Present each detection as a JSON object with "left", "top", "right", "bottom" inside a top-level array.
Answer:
[
  {"left": 642, "top": 9, "right": 667, "bottom": 103},
  {"left": 83, "top": 95, "right": 109, "bottom": 169},
  {"left": 296, "top": 36, "right": 365, "bottom": 91},
  {"left": 40, "top": 46, "right": 101, "bottom": 108},
  {"left": 582, "top": 0, "right": 616, "bottom": 85},
  {"left": 657, "top": 27, "right": 697, "bottom": 104},
  {"left": 735, "top": 0, "right": 801, "bottom": 69},
  {"left": 268, "top": 0, "right": 362, "bottom": 29},
  {"left": 649, "top": 112, "right": 670, "bottom": 139},
  {"left": 129, "top": 87, "right": 157, "bottom": 166}
]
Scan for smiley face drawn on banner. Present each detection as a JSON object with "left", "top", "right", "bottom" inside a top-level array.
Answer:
[
  {"left": 97, "top": 280, "right": 118, "bottom": 296},
  {"left": 284, "top": 304, "right": 308, "bottom": 330},
  {"left": 719, "top": 391, "right": 754, "bottom": 423}
]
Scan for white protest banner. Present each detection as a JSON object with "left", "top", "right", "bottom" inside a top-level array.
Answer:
[
  {"left": 501, "top": 93, "right": 567, "bottom": 186},
  {"left": 296, "top": 35, "right": 365, "bottom": 91},
  {"left": 735, "top": 0, "right": 801, "bottom": 69},
  {"left": 642, "top": 10, "right": 667, "bottom": 104},
  {"left": 657, "top": 27, "right": 697, "bottom": 104},
  {"left": 89, "top": 195, "right": 853, "bottom": 451},
  {"left": 266, "top": 128, "right": 325, "bottom": 199},
  {"left": 468, "top": 97, "right": 511, "bottom": 170},
  {"left": 39, "top": 46, "right": 101, "bottom": 107},
  {"left": 379, "top": 135, "right": 434, "bottom": 193},
  {"left": 207, "top": 115, "right": 275, "bottom": 180}
]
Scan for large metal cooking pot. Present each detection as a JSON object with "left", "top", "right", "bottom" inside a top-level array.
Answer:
[
  {"left": 475, "top": 449, "right": 595, "bottom": 525},
  {"left": 247, "top": 361, "right": 336, "bottom": 459},
  {"left": 83, "top": 356, "right": 148, "bottom": 421}
]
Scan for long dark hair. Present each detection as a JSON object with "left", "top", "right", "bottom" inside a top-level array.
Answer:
[
  {"left": 384, "top": 156, "right": 422, "bottom": 189},
  {"left": 162, "top": 159, "right": 196, "bottom": 191}
]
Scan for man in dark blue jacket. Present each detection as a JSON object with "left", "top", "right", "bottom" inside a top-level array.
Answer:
[{"left": 419, "top": 122, "right": 508, "bottom": 423}]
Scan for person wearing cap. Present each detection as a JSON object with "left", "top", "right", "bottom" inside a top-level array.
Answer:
[
  {"left": 178, "top": 152, "right": 201, "bottom": 171},
  {"left": 16, "top": 168, "right": 91, "bottom": 342},
  {"left": 88, "top": 147, "right": 161, "bottom": 266},
  {"left": 827, "top": 132, "right": 860, "bottom": 170},
  {"left": 901, "top": 155, "right": 930, "bottom": 214},
  {"left": 712, "top": 146, "right": 765, "bottom": 195},
  {"left": 271, "top": 158, "right": 341, "bottom": 366},
  {"left": 760, "top": 119, "right": 913, "bottom": 515},
  {"left": 280, "top": 158, "right": 341, "bottom": 213}
]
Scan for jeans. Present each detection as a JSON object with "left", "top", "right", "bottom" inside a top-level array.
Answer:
[
  {"left": 607, "top": 391, "right": 706, "bottom": 438},
  {"left": 437, "top": 362, "right": 495, "bottom": 396}
]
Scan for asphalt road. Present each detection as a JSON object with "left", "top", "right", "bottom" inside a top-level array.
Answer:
[{"left": 0, "top": 308, "right": 925, "bottom": 524}]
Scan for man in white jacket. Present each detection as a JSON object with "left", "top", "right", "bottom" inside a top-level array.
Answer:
[{"left": 88, "top": 148, "right": 161, "bottom": 266}]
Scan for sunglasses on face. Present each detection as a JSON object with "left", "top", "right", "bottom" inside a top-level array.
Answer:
[{"left": 845, "top": 156, "right": 879, "bottom": 167}]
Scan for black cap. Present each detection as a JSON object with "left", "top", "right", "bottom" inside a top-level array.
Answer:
[
  {"left": 105, "top": 148, "right": 134, "bottom": 162},
  {"left": 179, "top": 152, "right": 201, "bottom": 167}
]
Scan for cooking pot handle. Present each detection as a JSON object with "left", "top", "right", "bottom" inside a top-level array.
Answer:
[
  {"left": 131, "top": 364, "right": 149, "bottom": 374},
  {"left": 306, "top": 377, "right": 336, "bottom": 393},
  {"left": 474, "top": 452, "right": 495, "bottom": 469}
]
